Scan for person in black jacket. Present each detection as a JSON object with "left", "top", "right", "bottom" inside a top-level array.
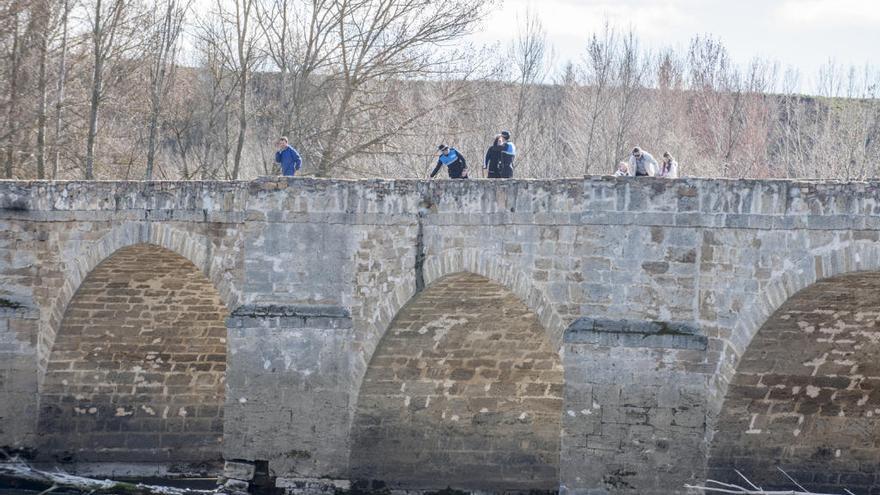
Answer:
[
  {"left": 429, "top": 144, "right": 468, "bottom": 179},
  {"left": 484, "top": 134, "right": 505, "bottom": 178}
]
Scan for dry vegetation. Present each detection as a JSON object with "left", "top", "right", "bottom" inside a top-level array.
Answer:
[{"left": 2, "top": 0, "right": 880, "bottom": 180}]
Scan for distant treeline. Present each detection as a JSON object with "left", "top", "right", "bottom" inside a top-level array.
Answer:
[{"left": 2, "top": 0, "right": 879, "bottom": 180}]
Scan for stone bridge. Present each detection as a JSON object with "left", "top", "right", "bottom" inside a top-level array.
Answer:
[{"left": 1, "top": 177, "right": 879, "bottom": 494}]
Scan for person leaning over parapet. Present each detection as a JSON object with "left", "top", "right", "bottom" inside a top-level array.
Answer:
[
  {"left": 428, "top": 144, "right": 468, "bottom": 179},
  {"left": 498, "top": 130, "right": 516, "bottom": 178},
  {"left": 613, "top": 161, "right": 631, "bottom": 177},
  {"left": 658, "top": 151, "right": 679, "bottom": 178},
  {"left": 628, "top": 146, "right": 658, "bottom": 177},
  {"left": 274, "top": 136, "right": 302, "bottom": 176}
]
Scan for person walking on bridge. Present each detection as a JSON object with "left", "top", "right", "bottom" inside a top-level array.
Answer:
[
  {"left": 275, "top": 136, "right": 302, "bottom": 176},
  {"left": 429, "top": 144, "right": 468, "bottom": 179},
  {"left": 628, "top": 146, "right": 658, "bottom": 177}
]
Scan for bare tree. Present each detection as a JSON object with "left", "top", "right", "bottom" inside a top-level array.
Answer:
[
  {"left": 198, "top": 0, "right": 263, "bottom": 179},
  {"left": 510, "top": 7, "right": 547, "bottom": 141},
  {"left": 83, "top": 0, "right": 141, "bottom": 179},
  {"left": 310, "top": 0, "right": 494, "bottom": 177},
  {"left": 32, "top": 0, "right": 53, "bottom": 178},
  {"left": 51, "top": 0, "right": 70, "bottom": 178},
  {"left": 144, "top": 0, "right": 190, "bottom": 179},
  {"left": 3, "top": 2, "right": 27, "bottom": 178},
  {"left": 580, "top": 23, "right": 616, "bottom": 174}
]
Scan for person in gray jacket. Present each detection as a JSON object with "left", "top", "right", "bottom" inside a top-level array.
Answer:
[{"left": 628, "top": 146, "right": 658, "bottom": 176}]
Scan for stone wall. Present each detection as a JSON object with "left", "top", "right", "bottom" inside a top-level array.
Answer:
[
  {"left": 224, "top": 304, "right": 353, "bottom": 481},
  {"left": 3, "top": 178, "right": 880, "bottom": 493},
  {"left": 350, "top": 273, "right": 562, "bottom": 492},
  {"left": 562, "top": 319, "right": 708, "bottom": 494},
  {"left": 709, "top": 272, "right": 880, "bottom": 493},
  {"left": 38, "top": 244, "right": 227, "bottom": 464}
]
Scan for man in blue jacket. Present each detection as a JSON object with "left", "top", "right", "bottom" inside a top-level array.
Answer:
[
  {"left": 274, "top": 136, "right": 302, "bottom": 176},
  {"left": 428, "top": 144, "right": 468, "bottom": 179}
]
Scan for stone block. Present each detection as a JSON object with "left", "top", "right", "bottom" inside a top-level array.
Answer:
[{"left": 223, "top": 460, "right": 256, "bottom": 481}]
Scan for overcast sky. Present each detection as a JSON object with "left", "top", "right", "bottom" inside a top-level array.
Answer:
[{"left": 470, "top": 0, "right": 880, "bottom": 93}]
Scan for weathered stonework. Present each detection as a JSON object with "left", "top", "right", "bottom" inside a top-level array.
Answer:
[
  {"left": 38, "top": 244, "right": 227, "bottom": 466},
  {"left": 351, "top": 272, "right": 562, "bottom": 492},
  {"left": 2, "top": 177, "right": 880, "bottom": 493},
  {"left": 709, "top": 272, "right": 880, "bottom": 493}
]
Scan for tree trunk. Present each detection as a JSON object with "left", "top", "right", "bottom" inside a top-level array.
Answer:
[
  {"left": 4, "top": 11, "right": 22, "bottom": 179},
  {"left": 232, "top": 72, "right": 247, "bottom": 179},
  {"left": 52, "top": 0, "right": 70, "bottom": 179},
  {"left": 85, "top": 0, "right": 104, "bottom": 180},
  {"left": 35, "top": 0, "right": 50, "bottom": 179}
]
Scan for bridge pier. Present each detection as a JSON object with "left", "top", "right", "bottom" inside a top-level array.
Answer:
[
  {"left": 224, "top": 305, "right": 354, "bottom": 489},
  {"left": 560, "top": 319, "right": 711, "bottom": 494},
  {"left": 0, "top": 305, "right": 39, "bottom": 454}
]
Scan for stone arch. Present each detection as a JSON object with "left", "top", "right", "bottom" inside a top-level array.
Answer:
[
  {"left": 708, "top": 241, "right": 880, "bottom": 492},
  {"left": 357, "top": 248, "right": 567, "bottom": 381},
  {"left": 712, "top": 241, "right": 880, "bottom": 407},
  {"left": 37, "top": 242, "right": 229, "bottom": 467},
  {"left": 38, "top": 222, "right": 240, "bottom": 386},
  {"left": 349, "top": 271, "right": 564, "bottom": 492}
]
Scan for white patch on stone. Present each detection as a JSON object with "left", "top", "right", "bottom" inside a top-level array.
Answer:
[
  {"left": 791, "top": 386, "right": 801, "bottom": 395},
  {"left": 592, "top": 401, "right": 600, "bottom": 409},
  {"left": 802, "top": 354, "right": 828, "bottom": 376},
  {"left": 115, "top": 407, "right": 133, "bottom": 417},
  {"left": 404, "top": 396, "right": 411, "bottom": 407},
  {"left": 835, "top": 449, "right": 841, "bottom": 458},
  {"left": 805, "top": 385, "right": 821, "bottom": 398},
  {"left": 745, "top": 413, "right": 762, "bottom": 434},
  {"left": 450, "top": 415, "right": 459, "bottom": 421},
  {"left": 400, "top": 383, "right": 406, "bottom": 392},
  {"left": 519, "top": 412, "right": 528, "bottom": 420},
  {"left": 581, "top": 409, "right": 592, "bottom": 415},
  {"left": 414, "top": 316, "right": 468, "bottom": 348},
  {"left": 567, "top": 410, "right": 576, "bottom": 417},
  {"left": 793, "top": 429, "right": 801, "bottom": 437},
  {"left": 838, "top": 411, "right": 846, "bottom": 417},
  {"left": 178, "top": 407, "right": 188, "bottom": 417},
  {"left": 238, "top": 397, "right": 247, "bottom": 403},
  {"left": 484, "top": 383, "right": 491, "bottom": 392},
  {"left": 141, "top": 405, "right": 156, "bottom": 415},
  {"left": 151, "top": 338, "right": 162, "bottom": 344},
  {"left": 74, "top": 407, "right": 87, "bottom": 414},
  {"left": 88, "top": 407, "right": 97, "bottom": 414},
  {"left": 480, "top": 408, "right": 489, "bottom": 413},
  {"left": 263, "top": 359, "right": 271, "bottom": 370}
]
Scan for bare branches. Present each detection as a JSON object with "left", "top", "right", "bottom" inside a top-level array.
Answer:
[{"left": 685, "top": 467, "right": 855, "bottom": 495}]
